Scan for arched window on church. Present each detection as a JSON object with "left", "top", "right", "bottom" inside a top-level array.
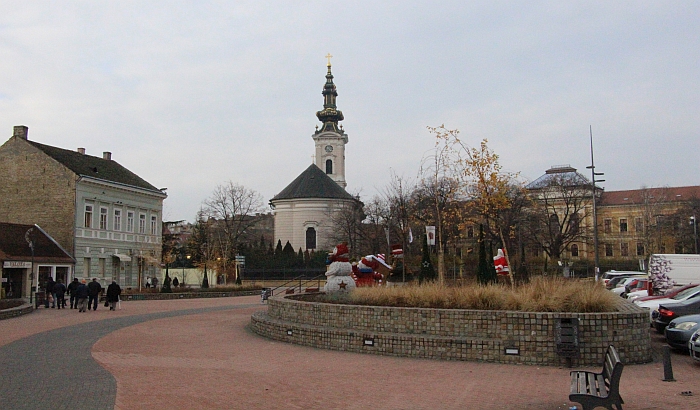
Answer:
[
  {"left": 306, "top": 227, "right": 317, "bottom": 250},
  {"left": 325, "top": 159, "right": 333, "bottom": 174}
]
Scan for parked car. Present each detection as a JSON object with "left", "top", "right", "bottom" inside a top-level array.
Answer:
[
  {"left": 629, "top": 283, "right": 699, "bottom": 302},
  {"left": 654, "top": 298, "right": 700, "bottom": 333},
  {"left": 664, "top": 314, "right": 700, "bottom": 351},
  {"left": 690, "top": 329, "right": 700, "bottom": 362},
  {"left": 634, "top": 286, "right": 700, "bottom": 323},
  {"left": 621, "top": 278, "right": 650, "bottom": 298},
  {"left": 610, "top": 276, "right": 646, "bottom": 296},
  {"left": 602, "top": 270, "right": 645, "bottom": 288}
]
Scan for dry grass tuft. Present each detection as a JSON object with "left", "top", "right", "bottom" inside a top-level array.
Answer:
[{"left": 344, "top": 277, "right": 618, "bottom": 313}]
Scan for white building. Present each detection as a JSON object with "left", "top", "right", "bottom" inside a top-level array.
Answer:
[{"left": 270, "top": 60, "right": 360, "bottom": 252}]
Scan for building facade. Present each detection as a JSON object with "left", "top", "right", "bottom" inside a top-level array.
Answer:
[
  {"left": 526, "top": 165, "right": 700, "bottom": 266},
  {"left": 0, "top": 126, "right": 166, "bottom": 289}
]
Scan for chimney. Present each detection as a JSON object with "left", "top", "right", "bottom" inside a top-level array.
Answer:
[
  {"left": 77, "top": 148, "right": 85, "bottom": 155},
  {"left": 13, "top": 125, "right": 28, "bottom": 140},
  {"left": 103, "top": 152, "right": 112, "bottom": 160}
]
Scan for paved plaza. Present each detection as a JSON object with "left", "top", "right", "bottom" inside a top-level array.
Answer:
[{"left": 0, "top": 295, "right": 698, "bottom": 409}]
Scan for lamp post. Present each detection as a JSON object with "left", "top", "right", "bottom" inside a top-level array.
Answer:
[
  {"left": 24, "top": 228, "right": 35, "bottom": 305},
  {"left": 691, "top": 215, "right": 698, "bottom": 254},
  {"left": 586, "top": 126, "right": 605, "bottom": 282}
]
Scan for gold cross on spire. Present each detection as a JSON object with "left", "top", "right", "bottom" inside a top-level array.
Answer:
[{"left": 325, "top": 53, "right": 333, "bottom": 67}]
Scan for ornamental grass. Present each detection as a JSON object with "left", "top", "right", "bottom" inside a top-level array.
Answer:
[{"left": 345, "top": 276, "right": 618, "bottom": 313}]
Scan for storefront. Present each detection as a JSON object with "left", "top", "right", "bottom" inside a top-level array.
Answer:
[{"left": 0, "top": 223, "right": 75, "bottom": 302}]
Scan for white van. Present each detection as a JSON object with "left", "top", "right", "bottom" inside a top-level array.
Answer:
[{"left": 648, "top": 254, "right": 700, "bottom": 287}]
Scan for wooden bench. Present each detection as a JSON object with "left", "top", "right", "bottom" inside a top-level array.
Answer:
[{"left": 570, "top": 345, "right": 624, "bottom": 410}]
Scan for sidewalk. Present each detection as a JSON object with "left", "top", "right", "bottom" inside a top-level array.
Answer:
[{"left": 1, "top": 296, "right": 698, "bottom": 409}]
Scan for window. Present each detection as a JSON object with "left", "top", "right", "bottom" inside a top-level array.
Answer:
[
  {"left": 139, "top": 214, "right": 146, "bottom": 234},
  {"left": 99, "top": 207, "right": 108, "bottom": 230},
  {"left": 604, "top": 219, "right": 611, "bottom": 234},
  {"left": 151, "top": 215, "right": 157, "bottom": 235},
  {"left": 620, "top": 242, "right": 629, "bottom": 257},
  {"left": 635, "top": 217, "right": 643, "bottom": 232},
  {"left": 619, "top": 219, "right": 628, "bottom": 233},
  {"left": 305, "top": 227, "right": 317, "bottom": 249},
  {"left": 325, "top": 159, "right": 333, "bottom": 174},
  {"left": 99, "top": 258, "right": 106, "bottom": 276},
  {"left": 466, "top": 226, "right": 474, "bottom": 238},
  {"left": 571, "top": 244, "right": 579, "bottom": 257},
  {"left": 84, "top": 205, "right": 93, "bottom": 228},
  {"left": 605, "top": 243, "right": 613, "bottom": 257},
  {"left": 570, "top": 214, "right": 580, "bottom": 235},
  {"left": 636, "top": 242, "right": 645, "bottom": 256},
  {"left": 84, "top": 258, "right": 91, "bottom": 276},
  {"left": 114, "top": 209, "right": 122, "bottom": 231},
  {"left": 127, "top": 211, "right": 134, "bottom": 232}
]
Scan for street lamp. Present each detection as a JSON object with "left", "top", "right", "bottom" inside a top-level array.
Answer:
[
  {"left": 24, "top": 228, "right": 35, "bottom": 305},
  {"left": 182, "top": 254, "right": 190, "bottom": 285},
  {"left": 691, "top": 215, "right": 698, "bottom": 254},
  {"left": 586, "top": 126, "right": 605, "bottom": 281}
]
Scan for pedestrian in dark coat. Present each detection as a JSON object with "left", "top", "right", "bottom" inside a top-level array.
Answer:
[
  {"left": 75, "top": 280, "right": 89, "bottom": 312},
  {"left": 87, "top": 278, "right": 102, "bottom": 311},
  {"left": 54, "top": 279, "right": 67, "bottom": 309},
  {"left": 67, "top": 278, "right": 79, "bottom": 309},
  {"left": 106, "top": 281, "right": 121, "bottom": 311}
]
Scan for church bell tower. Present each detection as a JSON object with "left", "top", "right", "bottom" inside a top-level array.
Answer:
[{"left": 312, "top": 54, "right": 348, "bottom": 189}]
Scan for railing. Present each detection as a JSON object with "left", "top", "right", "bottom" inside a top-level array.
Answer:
[{"left": 262, "top": 274, "right": 326, "bottom": 300}]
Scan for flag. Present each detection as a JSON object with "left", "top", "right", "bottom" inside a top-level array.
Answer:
[
  {"left": 391, "top": 244, "right": 403, "bottom": 258},
  {"left": 408, "top": 228, "right": 413, "bottom": 243},
  {"left": 426, "top": 226, "right": 436, "bottom": 246}
]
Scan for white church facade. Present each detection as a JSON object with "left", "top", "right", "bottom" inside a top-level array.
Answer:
[{"left": 270, "top": 58, "right": 361, "bottom": 252}]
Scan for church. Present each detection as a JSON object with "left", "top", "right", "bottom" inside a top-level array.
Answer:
[{"left": 270, "top": 57, "right": 361, "bottom": 253}]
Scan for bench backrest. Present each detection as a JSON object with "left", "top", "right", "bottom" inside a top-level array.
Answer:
[{"left": 602, "top": 345, "right": 624, "bottom": 394}]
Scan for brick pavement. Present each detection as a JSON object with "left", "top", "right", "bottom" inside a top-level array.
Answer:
[{"left": 1, "top": 296, "right": 698, "bottom": 409}]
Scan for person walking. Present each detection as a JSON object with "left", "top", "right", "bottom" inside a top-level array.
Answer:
[
  {"left": 54, "top": 279, "right": 67, "bottom": 310},
  {"left": 106, "top": 281, "right": 121, "bottom": 311},
  {"left": 75, "top": 280, "right": 89, "bottom": 312},
  {"left": 87, "top": 278, "right": 102, "bottom": 311},
  {"left": 67, "top": 278, "right": 80, "bottom": 309},
  {"left": 45, "top": 277, "right": 56, "bottom": 308}
]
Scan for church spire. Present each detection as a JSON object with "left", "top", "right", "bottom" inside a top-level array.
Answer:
[{"left": 316, "top": 53, "right": 344, "bottom": 134}]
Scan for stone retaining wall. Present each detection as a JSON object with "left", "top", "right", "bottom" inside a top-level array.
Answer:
[
  {"left": 251, "top": 295, "right": 651, "bottom": 366},
  {"left": 0, "top": 303, "right": 33, "bottom": 320},
  {"left": 121, "top": 290, "right": 259, "bottom": 301}
]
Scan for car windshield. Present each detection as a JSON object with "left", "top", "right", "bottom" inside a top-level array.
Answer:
[{"left": 672, "top": 287, "right": 700, "bottom": 300}]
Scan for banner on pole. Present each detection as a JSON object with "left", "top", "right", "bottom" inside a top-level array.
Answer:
[{"left": 426, "top": 226, "right": 436, "bottom": 246}]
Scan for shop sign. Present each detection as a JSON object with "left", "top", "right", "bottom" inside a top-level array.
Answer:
[{"left": 3, "top": 261, "right": 32, "bottom": 269}]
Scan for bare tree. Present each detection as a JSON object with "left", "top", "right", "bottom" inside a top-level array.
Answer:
[
  {"left": 202, "top": 182, "right": 265, "bottom": 277},
  {"left": 525, "top": 168, "right": 593, "bottom": 261},
  {"left": 326, "top": 197, "right": 365, "bottom": 259}
]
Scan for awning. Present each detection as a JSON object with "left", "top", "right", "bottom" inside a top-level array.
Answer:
[{"left": 113, "top": 253, "right": 131, "bottom": 262}]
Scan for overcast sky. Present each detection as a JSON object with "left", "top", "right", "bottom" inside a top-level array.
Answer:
[{"left": 2, "top": 1, "right": 698, "bottom": 222}]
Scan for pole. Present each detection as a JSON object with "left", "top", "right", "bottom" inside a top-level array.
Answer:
[
  {"left": 586, "top": 126, "right": 604, "bottom": 282},
  {"left": 692, "top": 215, "right": 698, "bottom": 254}
]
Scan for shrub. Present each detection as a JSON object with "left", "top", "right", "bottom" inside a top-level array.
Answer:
[{"left": 344, "top": 276, "right": 618, "bottom": 313}]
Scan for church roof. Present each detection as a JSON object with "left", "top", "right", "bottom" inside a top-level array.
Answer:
[
  {"left": 271, "top": 164, "right": 355, "bottom": 201},
  {"left": 27, "top": 140, "right": 162, "bottom": 193}
]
